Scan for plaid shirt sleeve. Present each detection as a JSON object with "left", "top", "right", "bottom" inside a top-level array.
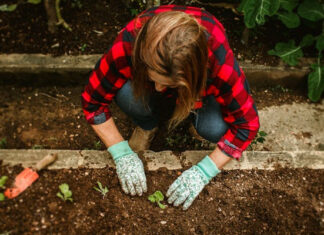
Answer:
[
  {"left": 81, "top": 20, "right": 137, "bottom": 125},
  {"left": 206, "top": 17, "right": 260, "bottom": 160}
]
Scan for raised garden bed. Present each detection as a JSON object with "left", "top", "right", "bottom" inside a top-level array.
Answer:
[
  {"left": 0, "top": 82, "right": 310, "bottom": 151},
  {"left": 0, "top": 0, "right": 320, "bottom": 66},
  {"left": 0, "top": 163, "right": 323, "bottom": 234}
]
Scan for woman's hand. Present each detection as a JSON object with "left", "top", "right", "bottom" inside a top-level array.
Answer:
[
  {"left": 108, "top": 140, "right": 147, "bottom": 196},
  {"left": 166, "top": 156, "right": 220, "bottom": 210}
]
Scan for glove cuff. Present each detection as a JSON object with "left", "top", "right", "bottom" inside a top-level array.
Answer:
[
  {"left": 107, "top": 140, "right": 134, "bottom": 161},
  {"left": 197, "top": 155, "right": 221, "bottom": 181}
]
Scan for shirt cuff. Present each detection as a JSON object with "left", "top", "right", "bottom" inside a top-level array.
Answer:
[{"left": 217, "top": 137, "right": 242, "bottom": 160}]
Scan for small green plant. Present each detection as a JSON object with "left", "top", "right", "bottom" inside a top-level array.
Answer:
[
  {"left": 32, "top": 144, "right": 45, "bottom": 149},
  {"left": 0, "top": 176, "right": 8, "bottom": 202},
  {"left": 57, "top": 183, "right": 73, "bottom": 202},
  {"left": 251, "top": 131, "right": 268, "bottom": 145},
  {"left": 0, "top": 193, "right": 5, "bottom": 201},
  {"left": 71, "top": 0, "right": 82, "bottom": 9},
  {"left": 80, "top": 43, "right": 87, "bottom": 52},
  {"left": 93, "top": 181, "right": 109, "bottom": 198},
  {"left": 148, "top": 190, "right": 166, "bottom": 209},
  {"left": 93, "top": 140, "right": 102, "bottom": 150},
  {"left": 0, "top": 176, "right": 8, "bottom": 189},
  {"left": 0, "top": 138, "right": 7, "bottom": 149}
]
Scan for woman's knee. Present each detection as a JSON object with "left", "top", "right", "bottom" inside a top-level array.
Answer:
[
  {"left": 192, "top": 96, "right": 229, "bottom": 143},
  {"left": 115, "top": 81, "right": 153, "bottom": 118}
]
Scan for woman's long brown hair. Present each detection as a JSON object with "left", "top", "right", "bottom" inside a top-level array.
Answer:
[{"left": 132, "top": 11, "right": 208, "bottom": 129}]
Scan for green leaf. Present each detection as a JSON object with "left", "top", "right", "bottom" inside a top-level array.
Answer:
[
  {"left": 154, "top": 191, "right": 164, "bottom": 201},
  {"left": 57, "top": 192, "right": 64, "bottom": 200},
  {"left": 0, "top": 193, "right": 5, "bottom": 201},
  {"left": 268, "top": 40, "right": 303, "bottom": 66},
  {"left": 298, "top": 0, "right": 324, "bottom": 22},
  {"left": 316, "top": 34, "right": 324, "bottom": 52},
  {"left": 280, "top": 0, "right": 298, "bottom": 11},
  {"left": 27, "top": 0, "right": 42, "bottom": 4},
  {"left": 300, "top": 34, "right": 315, "bottom": 47},
  {"left": 240, "top": 0, "right": 281, "bottom": 28},
  {"left": 148, "top": 194, "right": 156, "bottom": 203},
  {"left": 93, "top": 186, "right": 101, "bottom": 192},
  {"left": 277, "top": 11, "right": 300, "bottom": 28},
  {"left": 0, "top": 4, "right": 17, "bottom": 12},
  {"left": 59, "top": 183, "right": 69, "bottom": 194},
  {"left": 0, "top": 176, "right": 8, "bottom": 188},
  {"left": 97, "top": 181, "right": 103, "bottom": 190},
  {"left": 308, "top": 64, "right": 324, "bottom": 102},
  {"left": 259, "top": 131, "right": 268, "bottom": 137},
  {"left": 237, "top": 0, "right": 249, "bottom": 12}
]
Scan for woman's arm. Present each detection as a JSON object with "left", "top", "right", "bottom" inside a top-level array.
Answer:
[
  {"left": 209, "top": 146, "right": 232, "bottom": 169},
  {"left": 91, "top": 118, "right": 124, "bottom": 148}
]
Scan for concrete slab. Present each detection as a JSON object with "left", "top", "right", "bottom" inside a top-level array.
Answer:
[
  {"left": 255, "top": 101, "right": 324, "bottom": 152},
  {"left": 0, "top": 150, "right": 323, "bottom": 171}
]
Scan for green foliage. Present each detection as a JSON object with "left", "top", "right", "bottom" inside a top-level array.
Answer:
[
  {"left": 239, "top": 0, "right": 324, "bottom": 29},
  {"left": 71, "top": 0, "right": 83, "bottom": 9},
  {"left": 308, "top": 63, "right": 324, "bottom": 102},
  {"left": 0, "top": 0, "right": 42, "bottom": 12},
  {"left": 0, "top": 138, "right": 7, "bottom": 149},
  {"left": 27, "top": 0, "right": 42, "bottom": 4},
  {"left": 0, "top": 4, "right": 17, "bottom": 12},
  {"left": 93, "top": 140, "right": 102, "bottom": 150},
  {"left": 308, "top": 35, "right": 324, "bottom": 102},
  {"left": 57, "top": 183, "right": 73, "bottom": 202},
  {"left": 93, "top": 181, "right": 109, "bottom": 198},
  {"left": 276, "top": 11, "right": 300, "bottom": 28},
  {"left": 32, "top": 144, "right": 45, "bottom": 149},
  {"left": 80, "top": 43, "right": 87, "bottom": 52},
  {"left": 0, "top": 176, "right": 8, "bottom": 189},
  {"left": 268, "top": 34, "right": 315, "bottom": 66},
  {"left": 297, "top": 0, "right": 324, "bottom": 22},
  {"left": 0, "top": 176, "right": 8, "bottom": 202},
  {"left": 238, "top": 0, "right": 280, "bottom": 28},
  {"left": 148, "top": 190, "right": 166, "bottom": 209},
  {"left": 251, "top": 131, "right": 267, "bottom": 146}
]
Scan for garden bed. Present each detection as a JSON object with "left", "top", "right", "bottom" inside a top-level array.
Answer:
[
  {"left": 0, "top": 163, "right": 323, "bottom": 234},
  {"left": 0, "top": 82, "right": 309, "bottom": 151},
  {"left": 0, "top": 0, "right": 320, "bottom": 66}
]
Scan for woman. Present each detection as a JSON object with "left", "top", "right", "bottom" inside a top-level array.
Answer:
[{"left": 82, "top": 5, "right": 260, "bottom": 210}]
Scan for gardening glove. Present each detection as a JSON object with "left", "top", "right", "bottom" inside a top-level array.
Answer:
[
  {"left": 108, "top": 140, "right": 147, "bottom": 196},
  {"left": 166, "top": 155, "right": 221, "bottom": 210}
]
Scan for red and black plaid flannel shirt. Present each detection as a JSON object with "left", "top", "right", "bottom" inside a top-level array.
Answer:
[{"left": 82, "top": 5, "right": 260, "bottom": 159}]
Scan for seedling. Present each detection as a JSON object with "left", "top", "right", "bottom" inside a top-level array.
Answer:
[
  {"left": 0, "top": 176, "right": 8, "bottom": 189},
  {"left": 0, "top": 193, "right": 5, "bottom": 201},
  {"left": 93, "top": 140, "right": 102, "bottom": 150},
  {"left": 0, "top": 138, "right": 7, "bottom": 149},
  {"left": 80, "top": 43, "right": 87, "bottom": 52},
  {"left": 93, "top": 181, "right": 108, "bottom": 198},
  {"left": 252, "top": 131, "right": 268, "bottom": 145},
  {"left": 0, "top": 176, "right": 8, "bottom": 202},
  {"left": 57, "top": 183, "right": 73, "bottom": 202},
  {"left": 148, "top": 191, "right": 166, "bottom": 209}
]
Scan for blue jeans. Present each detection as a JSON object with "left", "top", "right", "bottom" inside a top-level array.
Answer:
[{"left": 115, "top": 81, "right": 228, "bottom": 143}]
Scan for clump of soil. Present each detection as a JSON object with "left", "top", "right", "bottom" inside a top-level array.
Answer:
[{"left": 0, "top": 163, "right": 323, "bottom": 234}]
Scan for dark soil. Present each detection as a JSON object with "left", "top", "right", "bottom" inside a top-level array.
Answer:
[
  {"left": 0, "top": 82, "right": 309, "bottom": 151},
  {"left": 0, "top": 163, "right": 323, "bottom": 234},
  {"left": 0, "top": 0, "right": 321, "bottom": 66}
]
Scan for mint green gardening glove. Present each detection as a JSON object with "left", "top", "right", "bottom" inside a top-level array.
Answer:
[
  {"left": 166, "top": 155, "right": 221, "bottom": 210},
  {"left": 108, "top": 140, "right": 147, "bottom": 196}
]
